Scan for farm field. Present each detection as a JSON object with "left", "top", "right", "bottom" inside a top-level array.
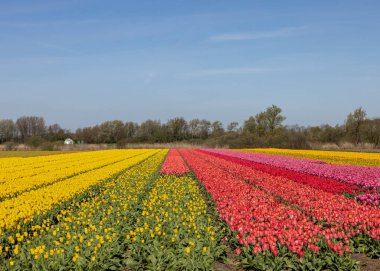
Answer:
[
  {"left": 0, "top": 151, "right": 77, "bottom": 158},
  {"left": 0, "top": 149, "right": 379, "bottom": 270},
  {"left": 239, "top": 148, "right": 380, "bottom": 167}
]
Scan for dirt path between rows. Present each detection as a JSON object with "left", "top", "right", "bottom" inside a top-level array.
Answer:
[{"left": 351, "top": 253, "right": 380, "bottom": 271}]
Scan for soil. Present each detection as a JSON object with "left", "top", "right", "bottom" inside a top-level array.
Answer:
[
  {"left": 213, "top": 246, "right": 244, "bottom": 271},
  {"left": 351, "top": 253, "right": 380, "bottom": 271},
  {"left": 213, "top": 261, "right": 241, "bottom": 271}
]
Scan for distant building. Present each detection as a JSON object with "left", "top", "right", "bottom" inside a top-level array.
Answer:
[{"left": 64, "top": 138, "right": 74, "bottom": 145}]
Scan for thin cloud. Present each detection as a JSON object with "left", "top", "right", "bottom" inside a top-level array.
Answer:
[
  {"left": 184, "top": 67, "right": 274, "bottom": 77},
  {"left": 143, "top": 71, "right": 158, "bottom": 84},
  {"left": 209, "top": 26, "right": 308, "bottom": 42},
  {"left": 0, "top": 19, "right": 100, "bottom": 28},
  {"left": 36, "top": 42, "right": 79, "bottom": 55},
  {"left": 0, "top": 1, "right": 74, "bottom": 16}
]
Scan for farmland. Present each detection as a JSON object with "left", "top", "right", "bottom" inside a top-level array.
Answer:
[
  {"left": 239, "top": 148, "right": 380, "bottom": 167},
  {"left": 0, "top": 151, "right": 77, "bottom": 158},
  {"left": 0, "top": 149, "right": 379, "bottom": 270}
]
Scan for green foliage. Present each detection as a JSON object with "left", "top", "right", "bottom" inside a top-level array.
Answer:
[
  {"left": 239, "top": 244, "right": 359, "bottom": 271},
  {"left": 345, "top": 107, "right": 367, "bottom": 144}
]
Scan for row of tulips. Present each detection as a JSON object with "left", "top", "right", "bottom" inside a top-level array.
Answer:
[
  {"left": 0, "top": 150, "right": 158, "bottom": 235},
  {"left": 0, "top": 150, "right": 124, "bottom": 183},
  {"left": 1, "top": 150, "right": 167, "bottom": 270},
  {"left": 180, "top": 150, "right": 326, "bottom": 256},
  {"left": 200, "top": 150, "right": 363, "bottom": 196},
  {"left": 123, "top": 174, "right": 225, "bottom": 270},
  {"left": 0, "top": 151, "right": 81, "bottom": 171},
  {"left": 160, "top": 149, "right": 190, "bottom": 175},
  {"left": 206, "top": 149, "right": 380, "bottom": 189},
  {"left": 195, "top": 151, "right": 380, "bottom": 247},
  {"left": 240, "top": 148, "right": 380, "bottom": 167},
  {"left": 180, "top": 150, "right": 377, "bottom": 269},
  {"left": 0, "top": 150, "right": 150, "bottom": 201},
  {"left": 356, "top": 193, "right": 380, "bottom": 207}
]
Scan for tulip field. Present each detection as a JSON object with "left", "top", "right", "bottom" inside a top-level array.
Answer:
[
  {"left": 240, "top": 148, "right": 380, "bottom": 167},
  {"left": 0, "top": 149, "right": 379, "bottom": 270}
]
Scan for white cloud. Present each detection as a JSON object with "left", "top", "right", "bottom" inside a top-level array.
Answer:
[{"left": 209, "top": 26, "right": 308, "bottom": 42}]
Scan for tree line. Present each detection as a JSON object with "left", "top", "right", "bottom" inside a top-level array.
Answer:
[{"left": 0, "top": 105, "right": 379, "bottom": 149}]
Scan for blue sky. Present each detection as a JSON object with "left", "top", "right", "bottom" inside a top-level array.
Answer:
[{"left": 0, "top": 0, "right": 379, "bottom": 130}]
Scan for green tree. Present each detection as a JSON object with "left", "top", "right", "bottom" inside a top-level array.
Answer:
[
  {"left": 227, "top": 121, "right": 239, "bottom": 132},
  {"left": 345, "top": 107, "right": 367, "bottom": 144},
  {"left": 255, "top": 111, "right": 269, "bottom": 137},
  {"left": 243, "top": 117, "right": 257, "bottom": 134},
  {"left": 265, "top": 104, "right": 286, "bottom": 134}
]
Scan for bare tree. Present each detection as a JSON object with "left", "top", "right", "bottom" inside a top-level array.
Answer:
[
  {"left": 125, "top": 122, "right": 139, "bottom": 139},
  {"left": 137, "top": 120, "right": 162, "bottom": 142},
  {"left": 0, "top": 119, "right": 16, "bottom": 143},
  {"left": 211, "top": 121, "right": 224, "bottom": 137},
  {"left": 16, "top": 116, "right": 46, "bottom": 140},
  {"left": 188, "top": 119, "right": 201, "bottom": 139},
  {"left": 363, "top": 118, "right": 380, "bottom": 147},
  {"left": 167, "top": 117, "right": 188, "bottom": 141},
  {"left": 97, "top": 120, "right": 126, "bottom": 143},
  {"left": 199, "top": 119, "right": 211, "bottom": 139},
  {"left": 46, "top": 124, "right": 67, "bottom": 141}
]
